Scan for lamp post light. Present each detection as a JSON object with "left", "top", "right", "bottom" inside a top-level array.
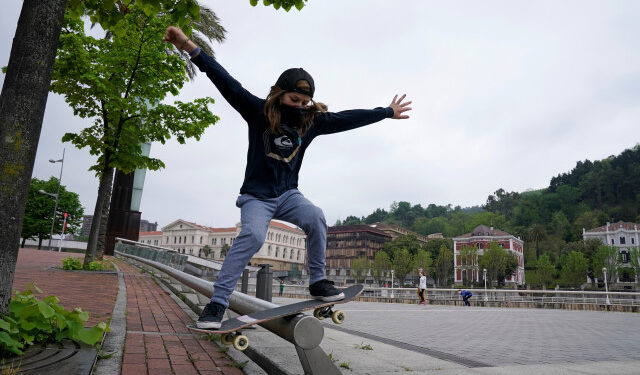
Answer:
[
  {"left": 602, "top": 267, "right": 611, "bottom": 305},
  {"left": 41, "top": 149, "right": 65, "bottom": 250},
  {"left": 390, "top": 270, "right": 395, "bottom": 299},
  {"left": 483, "top": 268, "right": 488, "bottom": 302}
]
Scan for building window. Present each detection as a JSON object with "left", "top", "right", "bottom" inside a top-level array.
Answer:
[
  {"left": 268, "top": 246, "right": 272, "bottom": 256},
  {"left": 180, "top": 224, "right": 183, "bottom": 228},
  {"left": 275, "top": 247, "right": 279, "bottom": 258},
  {"left": 178, "top": 237, "right": 181, "bottom": 244},
  {"left": 622, "top": 251, "right": 629, "bottom": 263},
  {"left": 189, "top": 249, "right": 193, "bottom": 254},
  {"left": 632, "top": 238, "right": 636, "bottom": 245},
  {"left": 200, "top": 236, "right": 202, "bottom": 244},
  {"left": 611, "top": 239, "right": 615, "bottom": 245},
  {"left": 620, "top": 237, "right": 626, "bottom": 245},
  {"left": 192, "top": 235, "right": 195, "bottom": 243}
]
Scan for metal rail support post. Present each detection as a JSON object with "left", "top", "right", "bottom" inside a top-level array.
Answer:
[
  {"left": 241, "top": 269, "right": 249, "bottom": 294},
  {"left": 256, "top": 264, "right": 273, "bottom": 302},
  {"left": 115, "top": 251, "right": 340, "bottom": 374}
]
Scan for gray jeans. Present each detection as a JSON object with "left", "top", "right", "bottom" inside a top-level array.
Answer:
[{"left": 211, "top": 189, "right": 327, "bottom": 308}]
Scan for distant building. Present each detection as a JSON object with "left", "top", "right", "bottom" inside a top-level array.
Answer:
[
  {"left": 326, "top": 225, "right": 392, "bottom": 270},
  {"left": 82, "top": 215, "right": 158, "bottom": 237},
  {"left": 452, "top": 225, "right": 525, "bottom": 285},
  {"left": 139, "top": 219, "right": 158, "bottom": 232},
  {"left": 138, "top": 219, "right": 307, "bottom": 272},
  {"left": 368, "top": 222, "right": 431, "bottom": 245},
  {"left": 81, "top": 215, "right": 93, "bottom": 237},
  {"left": 583, "top": 221, "right": 638, "bottom": 282}
]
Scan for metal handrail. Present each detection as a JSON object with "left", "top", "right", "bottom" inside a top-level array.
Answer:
[{"left": 115, "top": 250, "right": 342, "bottom": 374}]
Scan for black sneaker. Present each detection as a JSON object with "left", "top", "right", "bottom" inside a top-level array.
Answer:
[
  {"left": 309, "top": 279, "right": 345, "bottom": 302},
  {"left": 196, "top": 302, "right": 225, "bottom": 329}
]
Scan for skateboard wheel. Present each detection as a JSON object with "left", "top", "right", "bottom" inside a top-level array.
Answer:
[
  {"left": 313, "top": 308, "right": 325, "bottom": 320},
  {"left": 220, "top": 333, "right": 233, "bottom": 345},
  {"left": 233, "top": 335, "right": 249, "bottom": 351},
  {"left": 332, "top": 310, "right": 346, "bottom": 324}
]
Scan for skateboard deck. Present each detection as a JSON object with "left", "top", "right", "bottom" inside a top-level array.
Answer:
[{"left": 187, "top": 284, "right": 363, "bottom": 336}]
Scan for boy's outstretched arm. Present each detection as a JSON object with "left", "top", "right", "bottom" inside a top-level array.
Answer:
[
  {"left": 163, "top": 26, "right": 263, "bottom": 122},
  {"left": 314, "top": 94, "right": 412, "bottom": 136}
]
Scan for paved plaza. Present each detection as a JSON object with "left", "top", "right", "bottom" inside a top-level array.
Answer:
[{"left": 274, "top": 296, "right": 640, "bottom": 369}]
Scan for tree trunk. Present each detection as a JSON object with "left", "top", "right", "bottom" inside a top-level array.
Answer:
[
  {"left": 0, "top": 0, "right": 67, "bottom": 315},
  {"left": 84, "top": 166, "right": 114, "bottom": 266},
  {"left": 95, "top": 183, "right": 113, "bottom": 260}
]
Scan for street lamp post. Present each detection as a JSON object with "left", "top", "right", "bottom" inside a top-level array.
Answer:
[
  {"left": 390, "top": 270, "right": 395, "bottom": 299},
  {"left": 483, "top": 268, "right": 488, "bottom": 302},
  {"left": 602, "top": 267, "right": 611, "bottom": 305},
  {"left": 43, "top": 149, "right": 65, "bottom": 251}
]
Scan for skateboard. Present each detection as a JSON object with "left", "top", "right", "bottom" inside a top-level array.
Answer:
[{"left": 187, "top": 284, "right": 364, "bottom": 351}]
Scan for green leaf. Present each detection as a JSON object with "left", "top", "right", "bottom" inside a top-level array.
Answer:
[
  {"left": 37, "top": 301, "right": 56, "bottom": 319},
  {"left": 0, "top": 318, "right": 10, "bottom": 331},
  {"left": 0, "top": 331, "right": 24, "bottom": 355}
]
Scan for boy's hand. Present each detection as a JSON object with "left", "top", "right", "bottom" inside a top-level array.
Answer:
[
  {"left": 163, "top": 26, "right": 188, "bottom": 49},
  {"left": 389, "top": 94, "right": 412, "bottom": 119}
]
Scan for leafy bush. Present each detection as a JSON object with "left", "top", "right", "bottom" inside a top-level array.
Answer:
[
  {"left": 61, "top": 257, "right": 82, "bottom": 270},
  {"left": 60, "top": 257, "right": 113, "bottom": 272},
  {"left": 84, "top": 261, "right": 104, "bottom": 271},
  {"left": 0, "top": 284, "right": 108, "bottom": 357}
]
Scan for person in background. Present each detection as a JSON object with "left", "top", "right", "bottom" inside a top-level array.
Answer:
[
  {"left": 458, "top": 289, "right": 472, "bottom": 306},
  {"left": 418, "top": 268, "right": 427, "bottom": 305}
]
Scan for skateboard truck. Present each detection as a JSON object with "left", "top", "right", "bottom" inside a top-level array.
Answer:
[
  {"left": 220, "top": 332, "right": 249, "bottom": 351},
  {"left": 313, "top": 305, "right": 346, "bottom": 324}
]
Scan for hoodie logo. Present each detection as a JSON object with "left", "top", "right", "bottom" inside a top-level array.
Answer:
[{"left": 274, "top": 135, "right": 293, "bottom": 149}]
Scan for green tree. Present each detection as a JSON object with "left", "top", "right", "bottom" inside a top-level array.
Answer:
[
  {"left": 52, "top": 11, "right": 219, "bottom": 265},
  {"left": 384, "top": 235, "right": 422, "bottom": 257},
  {"left": 0, "top": 0, "right": 311, "bottom": 317},
  {"left": 220, "top": 243, "right": 230, "bottom": 258},
  {"left": 434, "top": 245, "right": 454, "bottom": 286},
  {"left": 413, "top": 249, "right": 433, "bottom": 279},
  {"left": 371, "top": 251, "right": 390, "bottom": 286},
  {"left": 22, "top": 177, "right": 83, "bottom": 249},
  {"left": 630, "top": 247, "right": 640, "bottom": 283},
  {"left": 479, "top": 242, "right": 506, "bottom": 287},
  {"left": 391, "top": 248, "right": 413, "bottom": 286},
  {"left": 534, "top": 254, "right": 555, "bottom": 286},
  {"left": 200, "top": 244, "right": 211, "bottom": 258},
  {"left": 561, "top": 251, "right": 588, "bottom": 286},
  {"left": 592, "top": 245, "right": 620, "bottom": 284},
  {"left": 503, "top": 251, "right": 520, "bottom": 283},
  {"left": 350, "top": 256, "right": 370, "bottom": 284},
  {"left": 458, "top": 245, "right": 478, "bottom": 286}
]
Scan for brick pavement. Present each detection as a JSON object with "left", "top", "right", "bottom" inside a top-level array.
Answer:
[
  {"left": 116, "top": 259, "right": 245, "bottom": 375},
  {"left": 12, "top": 249, "right": 245, "bottom": 375},
  {"left": 13, "top": 249, "right": 117, "bottom": 326}
]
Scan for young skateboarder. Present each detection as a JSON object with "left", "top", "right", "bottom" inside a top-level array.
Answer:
[{"left": 164, "top": 26, "right": 412, "bottom": 329}]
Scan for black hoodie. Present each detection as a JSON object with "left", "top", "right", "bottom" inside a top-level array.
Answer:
[{"left": 191, "top": 51, "right": 394, "bottom": 199}]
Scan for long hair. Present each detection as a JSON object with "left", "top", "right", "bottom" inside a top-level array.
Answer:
[{"left": 264, "top": 81, "right": 328, "bottom": 135}]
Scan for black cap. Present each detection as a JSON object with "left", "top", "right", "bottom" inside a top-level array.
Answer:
[{"left": 275, "top": 68, "right": 315, "bottom": 98}]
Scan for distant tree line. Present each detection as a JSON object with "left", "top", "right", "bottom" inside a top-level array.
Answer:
[{"left": 340, "top": 144, "right": 640, "bottom": 288}]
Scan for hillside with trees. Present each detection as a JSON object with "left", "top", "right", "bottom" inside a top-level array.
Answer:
[{"left": 336, "top": 144, "right": 640, "bottom": 287}]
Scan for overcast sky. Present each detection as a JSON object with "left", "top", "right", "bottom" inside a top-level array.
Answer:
[{"left": 2, "top": 1, "right": 640, "bottom": 230}]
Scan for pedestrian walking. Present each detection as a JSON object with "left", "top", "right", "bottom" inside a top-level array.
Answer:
[
  {"left": 279, "top": 280, "right": 285, "bottom": 296},
  {"left": 163, "top": 26, "right": 412, "bottom": 330},
  {"left": 458, "top": 289, "right": 472, "bottom": 306},
  {"left": 418, "top": 268, "right": 427, "bottom": 305}
]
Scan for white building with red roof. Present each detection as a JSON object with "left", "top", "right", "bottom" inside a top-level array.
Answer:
[
  {"left": 139, "top": 219, "right": 307, "bottom": 272},
  {"left": 452, "top": 225, "right": 525, "bottom": 285}
]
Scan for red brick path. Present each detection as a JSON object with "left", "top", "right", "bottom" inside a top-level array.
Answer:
[
  {"left": 13, "top": 249, "right": 117, "bottom": 326},
  {"left": 12, "top": 249, "right": 245, "bottom": 374},
  {"left": 116, "top": 259, "right": 245, "bottom": 375}
]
